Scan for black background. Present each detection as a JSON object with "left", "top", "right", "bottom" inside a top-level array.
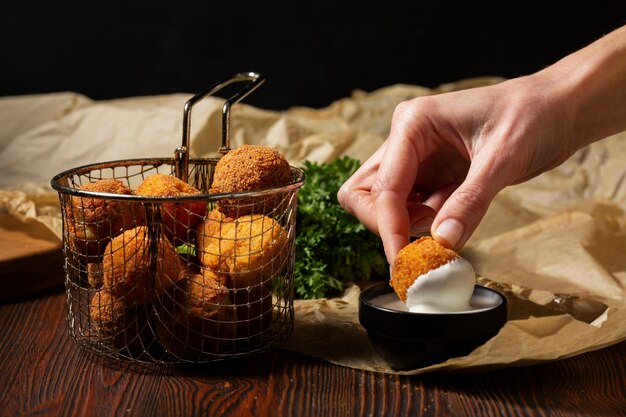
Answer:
[{"left": 1, "top": 1, "right": 624, "bottom": 110}]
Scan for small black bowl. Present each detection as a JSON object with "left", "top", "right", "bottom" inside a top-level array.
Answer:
[{"left": 359, "top": 282, "right": 507, "bottom": 370}]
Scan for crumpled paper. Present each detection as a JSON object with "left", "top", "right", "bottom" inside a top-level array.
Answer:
[{"left": 1, "top": 76, "right": 625, "bottom": 375}]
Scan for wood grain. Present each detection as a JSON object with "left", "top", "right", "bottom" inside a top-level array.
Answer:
[
  {"left": 0, "top": 289, "right": 624, "bottom": 417},
  {"left": 0, "top": 213, "right": 63, "bottom": 300}
]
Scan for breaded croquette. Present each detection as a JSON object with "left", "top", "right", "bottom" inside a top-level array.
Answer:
[
  {"left": 67, "top": 178, "right": 145, "bottom": 260},
  {"left": 87, "top": 262, "right": 104, "bottom": 288},
  {"left": 88, "top": 289, "right": 153, "bottom": 349},
  {"left": 98, "top": 226, "right": 183, "bottom": 304},
  {"left": 210, "top": 145, "right": 293, "bottom": 216},
  {"left": 390, "top": 236, "right": 476, "bottom": 313},
  {"left": 390, "top": 237, "right": 459, "bottom": 302},
  {"left": 135, "top": 173, "right": 207, "bottom": 245},
  {"left": 156, "top": 272, "right": 237, "bottom": 358},
  {"left": 196, "top": 209, "right": 288, "bottom": 289}
]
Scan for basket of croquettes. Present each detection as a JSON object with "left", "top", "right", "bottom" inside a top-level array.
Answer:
[{"left": 51, "top": 73, "right": 306, "bottom": 363}]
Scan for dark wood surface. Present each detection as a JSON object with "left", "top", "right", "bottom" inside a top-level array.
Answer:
[{"left": 1, "top": 286, "right": 625, "bottom": 417}]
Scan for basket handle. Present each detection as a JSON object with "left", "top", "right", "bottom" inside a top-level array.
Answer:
[{"left": 174, "top": 72, "right": 266, "bottom": 181}]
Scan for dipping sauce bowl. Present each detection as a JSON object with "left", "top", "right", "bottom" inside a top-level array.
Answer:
[{"left": 359, "top": 282, "right": 508, "bottom": 370}]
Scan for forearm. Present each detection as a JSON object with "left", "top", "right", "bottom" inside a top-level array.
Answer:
[{"left": 532, "top": 24, "right": 626, "bottom": 151}]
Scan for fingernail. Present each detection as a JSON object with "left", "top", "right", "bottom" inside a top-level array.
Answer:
[
  {"left": 434, "top": 218, "right": 464, "bottom": 248},
  {"left": 411, "top": 217, "right": 433, "bottom": 236}
]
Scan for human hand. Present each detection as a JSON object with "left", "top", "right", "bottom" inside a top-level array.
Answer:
[{"left": 337, "top": 75, "right": 575, "bottom": 264}]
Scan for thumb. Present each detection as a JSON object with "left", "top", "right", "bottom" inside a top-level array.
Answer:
[{"left": 431, "top": 162, "right": 508, "bottom": 250}]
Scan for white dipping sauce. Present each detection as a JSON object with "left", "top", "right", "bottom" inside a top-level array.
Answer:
[
  {"left": 404, "top": 257, "right": 476, "bottom": 313},
  {"left": 370, "top": 293, "right": 409, "bottom": 311},
  {"left": 370, "top": 287, "right": 501, "bottom": 314}
]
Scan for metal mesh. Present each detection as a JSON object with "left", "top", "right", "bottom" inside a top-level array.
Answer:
[{"left": 52, "top": 157, "right": 304, "bottom": 364}]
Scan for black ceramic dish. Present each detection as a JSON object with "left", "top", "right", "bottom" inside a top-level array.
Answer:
[{"left": 359, "top": 282, "right": 508, "bottom": 370}]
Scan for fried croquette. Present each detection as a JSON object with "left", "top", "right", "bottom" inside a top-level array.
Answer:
[
  {"left": 135, "top": 173, "right": 207, "bottom": 245},
  {"left": 156, "top": 272, "right": 237, "bottom": 359},
  {"left": 87, "top": 262, "right": 104, "bottom": 288},
  {"left": 196, "top": 209, "right": 289, "bottom": 289},
  {"left": 89, "top": 289, "right": 153, "bottom": 349},
  {"left": 210, "top": 144, "right": 293, "bottom": 216},
  {"left": 67, "top": 179, "right": 145, "bottom": 260},
  {"left": 390, "top": 237, "right": 460, "bottom": 302},
  {"left": 98, "top": 226, "right": 183, "bottom": 304}
]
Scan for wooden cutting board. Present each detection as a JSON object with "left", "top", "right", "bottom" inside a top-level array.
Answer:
[{"left": 0, "top": 212, "right": 64, "bottom": 300}]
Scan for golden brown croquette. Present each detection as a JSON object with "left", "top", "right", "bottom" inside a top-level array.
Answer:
[
  {"left": 196, "top": 209, "right": 288, "bottom": 289},
  {"left": 135, "top": 173, "right": 207, "bottom": 245},
  {"left": 156, "top": 272, "right": 237, "bottom": 358},
  {"left": 210, "top": 145, "right": 293, "bottom": 216},
  {"left": 98, "top": 226, "right": 183, "bottom": 304},
  {"left": 390, "top": 237, "right": 460, "bottom": 302},
  {"left": 67, "top": 179, "right": 144, "bottom": 259},
  {"left": 88, "top": 289, "right": 153, "bottom": 349}
]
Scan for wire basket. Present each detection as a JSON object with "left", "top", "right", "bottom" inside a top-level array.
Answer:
[{"left": 50, "top": 73, "right": 305, "bottom": 364}]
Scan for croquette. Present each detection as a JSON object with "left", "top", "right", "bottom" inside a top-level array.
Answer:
[
  {"left": 135, "top": 173, "right": 207, "bottom": 245},
  {"left": 210, "top": 144, "right": 293, "bottom": 216},
  {"left": 156, "top": 272, "right": 237, "bottom": 359},
  {"left": 196, "top": 209, "right": 288, "bottom": 289},
  {"left": 390, "top": 237, "right": 460, "bottom": 302},
  {"left": 67, "top": 179, "right": 145, "bottom": 260},
  {"left": 89, "top": 289, "right": 153, "bottom": 349},
  {"left": 98, "top": 226, "right": 183, "bottom": 304},
  {"left": 87, "top": 262, "right": 104, "bottom": 288}
]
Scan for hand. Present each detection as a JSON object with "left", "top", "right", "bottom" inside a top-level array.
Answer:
[
  {"left": 338, "top": 75, "right": 574, "bottom": 264},
  {"left": 339, "top": 24, "right": 626, "bottom": 265}
]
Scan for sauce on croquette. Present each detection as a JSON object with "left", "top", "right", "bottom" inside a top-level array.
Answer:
[
  {"left": 404, "top": 258, "right": 475, "bottom": 313},
  {"left": 390, "top": 237, "right": 478, "bottom": 313}
]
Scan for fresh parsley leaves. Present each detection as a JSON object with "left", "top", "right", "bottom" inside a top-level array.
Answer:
[{"left": 295, "top": 157, "right": 388, "bottom": 299}]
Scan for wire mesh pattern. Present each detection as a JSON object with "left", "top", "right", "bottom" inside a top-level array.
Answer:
[{"left": 52, "top": 158, "right": 304, "bottom": 364}]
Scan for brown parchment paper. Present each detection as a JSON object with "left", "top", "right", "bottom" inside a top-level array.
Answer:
[{"left": 1, "top": 77, "right": 625, "bottom": 375}]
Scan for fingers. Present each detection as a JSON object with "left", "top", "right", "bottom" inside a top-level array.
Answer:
[
  {"left": 420, "top": 182, "right": 459, "bottom": 213},
  {"left": 339, "top": 99, "right": 441, "bottom": 264},
  {"left": 372, "top": 187, "right": 410, "bottom": 264},
  {"left": 406, "top": 182, "right": 457, "bottom": 235},
  {"left": 431, "top": 156, "right": 509, "bottom": 250},
  {"left": 337, "top": 142, "right": 388, "bottom": 236},
  {"left": 371, "top": 106, "right": 426, "bottom": 263},
  {"left": 338, "top": 137, "right": 414, "bottom": 264},
  {"left": 407, "top": 202, "right": 437, "bottom": 235},
  {"left": 339, "top": 86, "right": 532, "bottom": 256}
]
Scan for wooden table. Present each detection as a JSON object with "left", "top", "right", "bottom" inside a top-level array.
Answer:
[{"left": 1, "top": 283, "right": 625, "bottom": 417}]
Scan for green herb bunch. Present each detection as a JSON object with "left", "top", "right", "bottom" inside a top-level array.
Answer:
[{"left": 295, "top": 156, "right": 388, "bottom": 299}]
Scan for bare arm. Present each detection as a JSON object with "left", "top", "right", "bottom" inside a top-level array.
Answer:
[{"left": 338, "top": 25, "right": 626, "bottom": 265}]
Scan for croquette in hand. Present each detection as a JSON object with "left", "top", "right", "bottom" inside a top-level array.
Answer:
[{"left": 390, "top": 237, "right": 459, "bottom": 302}]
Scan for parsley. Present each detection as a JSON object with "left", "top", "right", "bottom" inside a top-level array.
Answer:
[
  {"left": 295, "top": 157, "right": 388, "bottom": 299},
  {"left": 176, "top": 243, "right": 197, "bottom": 257}
]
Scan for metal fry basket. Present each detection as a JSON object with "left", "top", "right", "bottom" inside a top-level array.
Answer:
[{"left": 51, "top": 72, "right": 305, "bottom": 364}]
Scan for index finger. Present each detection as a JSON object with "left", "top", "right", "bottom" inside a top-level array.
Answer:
[
  {"left": 337, "top": 142, "right": 388, "bottom": 235},
  {"left": 373, "top": 118, "right": 423, "bottom": 264}
]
